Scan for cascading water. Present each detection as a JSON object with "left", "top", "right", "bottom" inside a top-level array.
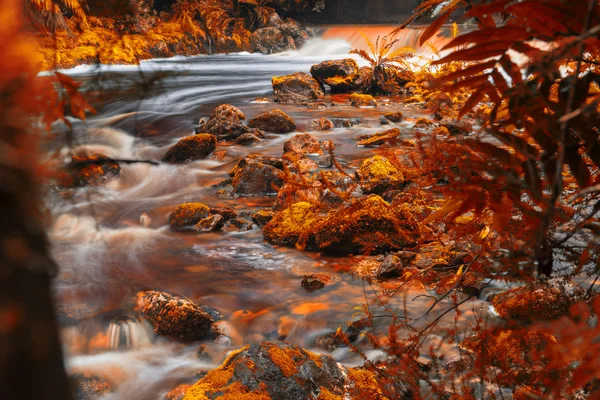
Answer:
[
  {"left": 49, "top": 28, "right": 495, "bottom": 399},
  {"left": 107, "top": 317, "right": 152, "bottom": 351}
]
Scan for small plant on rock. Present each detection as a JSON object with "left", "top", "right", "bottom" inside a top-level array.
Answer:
[{"left": 350, "top": 33, "right": 414, "bottom": 95}]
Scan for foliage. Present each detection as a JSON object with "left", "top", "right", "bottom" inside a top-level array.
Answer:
[{"left": 350, "top": 33, "right": 414, "bottom": 94}]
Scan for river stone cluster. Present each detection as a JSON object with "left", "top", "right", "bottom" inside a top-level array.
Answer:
[{"left": 182, "top": 341, "right": 400, "bottom": 400}]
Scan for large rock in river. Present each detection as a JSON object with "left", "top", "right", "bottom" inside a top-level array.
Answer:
[
  {"left": 264, "top": 202, "right": 321, "bottom": 246},
  {"left": 272, "top": 72, "right": 323, "bottom": 104},
  {"left": 169, "top": 202, "right": 211, "bottom": 231},
  {"left": 252, "top": 26, "right": 288, "bottom": 54},
  {"left": 67, "top": 153, "right": 121, "bottom": 187},
  {"left": 310, "top": 58, "right": 359, "bottom": 93},
  {"left": 248, "top": 109, "right": 296, "bottom": 133},
  {"left": 202, "top": 104, "right": 256, "bottom": 140},
  {"left": 304, "top": 194, "right": 419, "bottom": 255},
  {"left": 231, "top": 157, "right": 285, "bottom": 196},
  {"left": 136, "top": 291, "right": 214, "bottom": 342},
  {"left": 161, "top": 134, "right": 216, "bottom": 163},
  {"left": 183, "top": 341, "right": 396, "bottom": 400}
]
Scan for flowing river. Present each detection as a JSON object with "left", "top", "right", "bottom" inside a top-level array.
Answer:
[{"left": 46, "top": 29, "right": 492, "bottom": 399}]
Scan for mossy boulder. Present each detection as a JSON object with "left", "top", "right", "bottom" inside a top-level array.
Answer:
[
  {"left": 304, "top": 195, "right": 419, "bottom": 255},
  {"left": 183, "top": 341, "right": 393, "bottom": 400},
  {"left": 169, "top": 202, "right": 211, "bottom": 231},
  {"left": 67, "top": 153, "right": 121, "bottom": 187},
  {"left": 310, "top": 58, "right": 359, "bottom": 93},
  {"left": 272, "top": 72, "right": 323, "bottom": 104},
  {"left": 350, "top": 93, "right": 377, "bottom": 108},
  {"left": 384, "top": 111, "right": 404, "bottom": 123},
  {"left": 248, "top": 109, "right": 296, "bottom": 133},
  {"left": 264, "top": 202, "right": 321, "bottom": 246},
  {"left": 162, "top": 134, "right": 217, "bottom": 163},
  {"left": 492, "top": 278, "right": 585, "bottom": 322},
  {"left": 136, "top": 291, "right": 214, "bottom": 342},
  {"left": 356, "top": 155, "right": 404, "bottom": 194}
]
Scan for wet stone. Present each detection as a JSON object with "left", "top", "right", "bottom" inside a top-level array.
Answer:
[
  {"left": 136, "top": 291, "right": 214, "bottom": 342},
  {"left": 209, "top": 206, "right": 237, "bottom": 220},
  {"left": 252, "top": 209, "right": 275, "bottom": 227},
  {"left": 248, "top": 109, "right": 296, "bottom": 133},
  {"left": 311, "top": 117, "right": 334, "bottom": 131},
  {"left": 384, "top": 111, "right": 404, "bottom": 123},
  {"left": 301, "top": 273, "right": 333, "bottom": 291},
  {"left": 70, "top": 374, "right": 111, "bottom": 400},
  {"left": 169, "top": 203, "right": 211, "bottom": 231},
  {"left": 272, "top": 72, "right": 323, "bottom": 104},
  {"left": 350, "top": 93, "right": 377, "bottom": 108},
  {"left": 378, "top": 254, "right": 404, "bottom": 278},
  {"left": 194, "top": 214, "right": 225, "bottom": 232},
  {"left": 222, "top": 218, "right": 254, "bottom": 232},
  {"left": 66, "top": 153, "right": 121, "bottom": 187},
  {"left": 161, "top": 134, "right": 217, "bottom": 163}
]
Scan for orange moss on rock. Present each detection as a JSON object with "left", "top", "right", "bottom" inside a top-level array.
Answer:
[
  {"left": 346, "top": 369, "right": 389, "bottom": 400},
  {"left": 356, "top": 155, "right": 403, "bottom": 193},
  {"left": 492, "top": 279, "right": 585, "bottom": 322},
  {"left": 350, "top": 93, "right": 377, "bottom": 108},
  {"left": 184, "top": 341, "right": 384, "bottom": 400},
  {"left": 303, "top": 195, "right": 419, "bottom": 255},
  {"left": 263, "top": 202, "right": 321, "bottom": 246},
  {"left": 169, "top": 203, "right": 211, "bottom": 230}
]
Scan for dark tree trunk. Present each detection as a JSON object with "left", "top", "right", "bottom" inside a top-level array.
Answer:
[{"left": 0, "top": 3, "right": 72, "bottom": 398}]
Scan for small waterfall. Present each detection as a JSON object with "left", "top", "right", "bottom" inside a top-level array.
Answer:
[
  {"left": 107, "top": 317, "right": 151, "bottom": 351},
  {"left": 321, "top": 25, "right": 454, "bottom": 57}
]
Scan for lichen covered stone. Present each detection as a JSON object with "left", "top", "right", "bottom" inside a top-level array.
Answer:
[
  {"left": 350, "top": 93, "right": 377, "bottom": 108},
  {"left": 169, "top": 203, "right": 211, "bottom": 231},
  {"left": 264, "top": 202, "right": 321, "bottom": 246},
  {"left": 136, "top": 291, "right": 214, "bottom": 342},
  {"left": 304, "top": 195, "right": 419, "bottom": 255},
  {"left": 356, "top": 155, "right": 403, "bottom": 194},
  {"left": 183, "top": 341, "right": 391, "bottom": 400}
]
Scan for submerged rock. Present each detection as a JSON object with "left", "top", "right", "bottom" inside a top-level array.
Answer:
[
  {"left": 67, "top": 153, "right": 121, "bottom": 187},
  {"left": 161, "top": 134, "right": 217, "bottom": 163},
  {"left": 169, "top": 203, "right": 211, "bottom": 231},
  {"left": 70, "top": 374, "right": 111, "bottom": 400},
  {"left": 350, "top": 93, "right": 377, "bottom": 108},
  {"left": 136, "top": 291, "right": 214, "bottom": 342},
  {"left": 183, "top": 341, "right": 394, "bottom": 400},
  {"left": 356, "top": 155, "right": 404, "bottom": 194},
  {"left": 301, "top": 273, "right": 333, "bottom": 291},
  {"left": 305, "top": 195, "right": 419, "bottom": 255},
  {"left": 310, "top": 58, "right": 359, "bottom": 93},
  {"left": 272, "top": 72, "right": 323, "bottom": 104},
  {"left": 222, "top": 218, "right": 254, "bottom": 232},
  {"left": 264, "top": 202, "right": 321, "bottom": 246},
  {"left": 248, "top": 109, "right": 296, "bottom": 133}
]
